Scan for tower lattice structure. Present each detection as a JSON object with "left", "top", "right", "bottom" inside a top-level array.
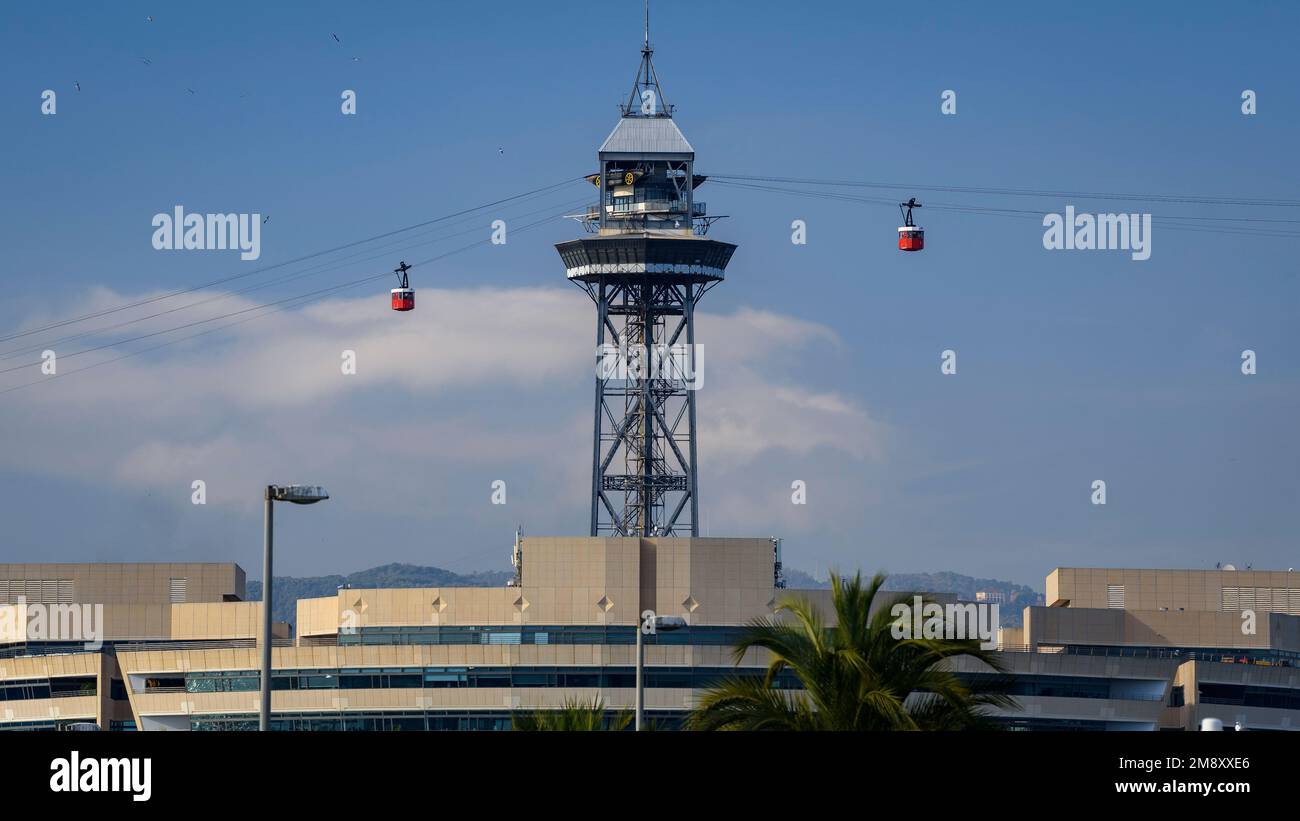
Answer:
[{"left": 556, "top": 28, "right": 736, "bottom": 537}]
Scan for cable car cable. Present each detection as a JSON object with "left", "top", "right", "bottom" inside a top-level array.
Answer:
[
  {"left": 0, "top": 177, "right": 586, "bottom": 346},
  {"left": 708, "top": 180, "right": 1300, "bottom": 238},
  {"left": 0, "top": 211, "right": 569, "bottom": 393},
  {"left": 0, "top": 194, "right": 591, "bottom": 364},
  {"left": 709, "top": 179, "right": 1300, "bottom": 227},
  {"left": 11, "top": 171, "right": 1294, "bottom": 391},
  {"left": 0, "top": 194, "right": 590, "bottom": 362},
  {"left": 708, "top": 173, "right": 1300, "bottom": 208}
]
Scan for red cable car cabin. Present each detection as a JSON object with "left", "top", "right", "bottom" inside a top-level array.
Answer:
[
  {"left": 897, "top": 225, "right": 924, "bottom": 251},
  {"left": 391, "top": 287, "right": 414, "bottom": 311},
  {"left": 897, "top": 197, "right": 924, "bottom": 252},
  {"left": 390, "top": 261, "right": 415, "bottom": 311}
]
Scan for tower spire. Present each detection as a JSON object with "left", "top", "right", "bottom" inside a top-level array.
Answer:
[{"left": 623, "top": 0, "right": 672, "bottom": 117}]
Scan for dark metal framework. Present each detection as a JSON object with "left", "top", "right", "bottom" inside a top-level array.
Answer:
[
  {"left": 558, "top": 233, "right": 734, "bottom": 537},
  {"left": 393, "top": 260, "right": 412, "bottom": 289},
  {"left": 575, "top": 276, "right": 717, "bottom": 536},
  {"left": 899, "top": 197, "right": 922, "bottom": 226}
]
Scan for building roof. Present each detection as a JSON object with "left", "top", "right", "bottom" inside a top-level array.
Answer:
[{"left": 599, "top": 116, "right": 694, "bottom": 156}]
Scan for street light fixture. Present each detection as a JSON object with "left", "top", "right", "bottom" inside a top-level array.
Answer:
[
  {"left": 635, "top": 611, "right": 686, "bottom": 731},
  {"left": 260, "top": 484, "right": 329, "bottom": 732},
  {"left": 271, "top": 485, "right": 330, "bottom": 505}
]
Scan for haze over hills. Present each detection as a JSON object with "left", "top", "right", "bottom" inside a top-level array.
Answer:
[
  {"left": 248, "top": 563, "right": 1040, "bottom": 628},
  {"left": 782, "top": 568, "right": 1041, "bottom": 626},
  {"left": 246, "top": 563, "right": 513, "bottom": 625}
]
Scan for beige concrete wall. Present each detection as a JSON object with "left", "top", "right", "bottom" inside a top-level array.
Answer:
[
  {"left": 953, "top": 648, "right": 1179, "bottom": 682},
  {"left": 296, "top": 537, "right": 782, "bottom": 636},
  {"left": 0, "top": 563, "right": 245, "bottom": 606},
  {"left": 0, "top": 563, "right": 248, "bottom": 646},
  {"left": 296, "top": 595, "right": 340, "bottom": 639},
  {"left": 1023, "top": 605, "right": 1300, "bottom": 651},
  {"left": 950, "top": 651, "right": 1176, "bottom": 728},
  {"left": 1168, "top": 660, "right": 1300, "bottom": 730},
  {"left": 1192, "top": 658, "right": 1300, "bottom": 689},
  {"left": 128, "top": 687, "right": 700, "bottom": 718},
  {"left": 641, "top": 537, "right": 775, "bottom": 626},
  {"left": 0, "top": 600, "right": 289, "bottom": 646},
  {"left": 15, "top": 554, "right": 1300, "bottom": 732},
  {"left": 116, "top": 642, "right": 777, "bottom": 723},
  {"left": 523, "top": 536, "right": 641, "bottom": 625},
  {"left": 170, "top": 602, "right": 265, "bottom": 640},
  {"left": 117, "top": 642, "right": 772, "bottom": 679},
  {"left": 0, "top": 651, "right": 102, "bottom": 728},
  {"left": 0, "top": 604, "right": 25, "bottom": 643},
  {"left": 0, "top": 650, "right": 101, "bottom": 681},
  {"left": 113, "top": 642, "right": 1193, "bottom": 727},
  {"left": 0, "top": 695, "right": 98, "bottom": 725},
  {"left": 1046, "top": 569, "right": 1061, "bottom": 607},
  {"left": 1051, "top": 567, "right": 1300, "bottom": 614},
  {"left": 998, "top": 626, "right": 1025, "bottom": 649},
  {"left": 297, "top": 537, "right": 648, "bottom": 633}
]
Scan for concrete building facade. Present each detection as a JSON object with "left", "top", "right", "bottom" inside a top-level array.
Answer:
[
  {"left": 991, "top": 567, "right": 1300, "bottom": 730},
  {"left": 4, "top": 551, "right": 1300, "bottom": 731},
  {"left": 1, "top": 539, "right": 798, "bottom": 730}
]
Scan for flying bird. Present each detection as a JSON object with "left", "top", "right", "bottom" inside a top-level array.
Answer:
[
  {"left": 186, "top": 88, "right": 196, "bottom": 95},
  {"left": 140, "top": 57, "right": 152, "bottom": 66},
  {"left": 332, "top": 33, "right": 340, "bottom": 42},
  {"left": 146, "top": 15, "right": 154, "bottom": 22},
  {"left": 351, "top": 56, "right": 361, "bottom": 62},
  {"left": 74, "top": 81, "right": 81, "bottom": 92},
  {"left": 263, "top": 216, "right": 270, "bottom": 224}
]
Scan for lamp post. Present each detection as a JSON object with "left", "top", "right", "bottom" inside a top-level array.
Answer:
[
  {"left": 635, "top": 611, "right": 685, "bottom": 731},
  {"left": 260, "top": 484, "right": 329, "bottom": 732}
]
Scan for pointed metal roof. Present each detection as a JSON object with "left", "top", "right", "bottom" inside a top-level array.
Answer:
[
  {"left": 599, "top": 1, "right": 690, "bottom": 157},
  {"left": 599, "top": 116, "right": 694, "bottom": 157}
]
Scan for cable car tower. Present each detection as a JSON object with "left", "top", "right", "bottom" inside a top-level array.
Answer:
[{"left": 556, "top": 6, "right": 736, "bottom": 537}]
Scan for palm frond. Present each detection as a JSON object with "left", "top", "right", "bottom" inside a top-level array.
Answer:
[
  {"left": 512, "top": 696, "right": 630, "bottom": 731},
  {"left": 686, "top": 676, "right": 817, "bottom": 731},
  {"left": 689, "top": 570, "right": 1018, "bottom": 731}
]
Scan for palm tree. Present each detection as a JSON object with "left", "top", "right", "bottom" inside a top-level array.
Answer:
[
  {"left": 512, "top": 696, "right": 633, "bottom": 731},
  {"left": 687, "top": 571, "right": 1015, "bottom": 730}
]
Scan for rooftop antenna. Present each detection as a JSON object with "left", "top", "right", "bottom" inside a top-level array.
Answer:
[
  {"left": 509, "top": 525, "right": 523, "bottom": 587},
  {"left": 643, "top": 0, "right": 652, "bottom": 91},
  {"left": 623, "top": 0, "right": 672, "bottom": 116}
]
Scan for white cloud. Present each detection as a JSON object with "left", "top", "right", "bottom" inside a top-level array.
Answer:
[{"left": 0, "top": 285, "right": 883, "bottom": 531}]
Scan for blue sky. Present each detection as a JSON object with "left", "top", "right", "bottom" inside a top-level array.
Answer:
[{"left": 1, "top": 1, "right": 1297, "bottom": 587}]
